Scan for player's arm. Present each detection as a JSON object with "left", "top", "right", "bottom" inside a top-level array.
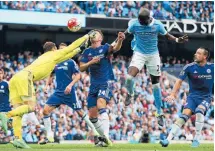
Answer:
[
  {"left": 79, "top": 57, "right": 100, "bottom": 72},
  {"left": 54, "top": 35, "right": 89, "bottom": 64},
  {"left": 64, "top": 73, "right": 81, "bottom": 94},
  {"left": 44, "top": 72, "right": 54, "bottom": 94},
  {"left": 165, "top": 65, "right": 189, "bottom": 103},
  {"left": 158, "top": 22, "right": 188, "bottom": 43},
  {"left": 108, "top": 32, "right": 126, "bottom": 53},
  {"left": 165, "top": 33, "right": 188, "bottom": 43}
]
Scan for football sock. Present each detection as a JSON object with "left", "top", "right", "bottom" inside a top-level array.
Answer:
[
  {"left": 152, "top": 83, "right": 162, "bottom": 115},
  {"left": 13, "top": 116, "right": 22, "bottom": 139}
]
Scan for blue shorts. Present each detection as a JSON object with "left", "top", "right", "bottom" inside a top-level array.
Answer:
[
  {"left": 184, "top": 95, "right": 211, "bottom": 113},
  {"left": 87, "top": 83, "right": 111, "bottom": 109},
  {"left": 46, "top": 90, "right": 81, "bottom": 111}
]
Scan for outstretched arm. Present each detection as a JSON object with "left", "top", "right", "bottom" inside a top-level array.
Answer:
[
  {"left": 109, "top": 31, "right": 126, "bottom": 53},
  {"left": 165, "top": 33, "right": 189, "bottom": 43}
]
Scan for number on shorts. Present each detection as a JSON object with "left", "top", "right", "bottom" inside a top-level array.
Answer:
[
  {"left": 98, "top": 90, "right": 106, "bottom": 96},
  {"left": 157, "top": 65, "right": 160, "bottom": 73}
]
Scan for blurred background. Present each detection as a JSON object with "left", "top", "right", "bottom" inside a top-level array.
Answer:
[{"left": 0, "top": 1, "right": 214, "bottom": 144}]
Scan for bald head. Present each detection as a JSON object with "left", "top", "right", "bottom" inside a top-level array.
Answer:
[{"left": 138, "top": 8, "right": 151, "bottom": 25}]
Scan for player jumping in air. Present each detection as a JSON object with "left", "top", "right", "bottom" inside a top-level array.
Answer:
[
  {"left": 160, "top": 47, "right": 214, "bottom": 147},
  {"left": 0, "top": 32, "right": 96, "bottom": 148},
  {"left": 125, "top": 8, "right": 188, "bottom": 126},
  {"left": 39, "top": 43, "right": 100, "bottom": 145},
  {"left": 80, "top": 30, "right": 125, "bottom": 147}
]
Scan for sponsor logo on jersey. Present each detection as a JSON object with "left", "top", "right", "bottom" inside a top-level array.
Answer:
[
  {"left": 194, "top": 70, "right": 198, "bottom": 73},
  {"left": 99, "top": 49, "right": 103, "bottom": 53},
  {"left": 57, "top": 66, "right": 68, "bottom": 70},
  {"left": 207, "top": 69, "right": 211, "bottom": 73}
]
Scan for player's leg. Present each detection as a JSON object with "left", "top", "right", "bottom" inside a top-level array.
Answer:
[
  {"left": 147, "top": 54, "right": 164, "bottom": 126},
  {"left": 96, "top": 86, "right": 112, "bottom": 146},
  {"left": 39, "top": 94, "right": 60, "bottom": 144},
  {"left": 192, "top": 99, "right": 210, "bottom": 147},
  {"left": 70, "top": 90, "right": 100, "bottom": 136},
  {"left": 88, "top": 96, "right": 104, "bottom": 136},
  {"left": 160, "top": 97, "right": 195, "bottom": 147},
  {"left": 125, "top": 52, "right": 145, "bottom": 106}
]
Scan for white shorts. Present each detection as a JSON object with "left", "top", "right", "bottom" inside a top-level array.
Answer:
[
  {"left": 22, "top": 112, "right": 40, "bottom": 127},
  {"left": 129, "top": 51, "right": 161, "bottom": 76}
]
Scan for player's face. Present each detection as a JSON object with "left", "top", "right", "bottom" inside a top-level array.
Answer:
[
  {"left": 59, "top": 45, "right": 66, "bottom": 49},
  {"left": 90, "top": 31, "right": 103, "bottom": 44},
  {"left": 0, "top": 71, "right": 4, "bottom": 81},
  {"left": 194, "top": 49, "right": 206, "bottom": 63}
]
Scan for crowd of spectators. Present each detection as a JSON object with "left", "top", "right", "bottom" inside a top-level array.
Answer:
[
  {"left": 0, "top": 1, "right": 214, "bottom": 22},
  {"left": 0, "top": 46, "right": 213, "bottom": 143}
]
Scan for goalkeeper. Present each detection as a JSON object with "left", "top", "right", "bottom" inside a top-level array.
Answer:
[{"left": 0, "top": 31, "right": 95, "bottom": 148}]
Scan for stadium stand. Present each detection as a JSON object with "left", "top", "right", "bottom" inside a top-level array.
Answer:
[{"left": 0, "top": 1, "right": 214, "bottom": 22}]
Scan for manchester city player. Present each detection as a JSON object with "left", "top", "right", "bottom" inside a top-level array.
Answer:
[
  {"left": 39, "top": 43, "right": 100, "bottom": 145},
  {"left": 80, "top": 30, "right": 125, "bottom": 146},
  {"left": 125, "top": 8, "right": 188, "bottom": 126},
  {"left": 160, "top": 47, "right": 214, "bottom": 148}
]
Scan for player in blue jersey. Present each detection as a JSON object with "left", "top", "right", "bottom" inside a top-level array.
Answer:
[
  {"left": 39, "top": 43, "right": 100, "bottom": 145},
  {"left": 80, "top": 30, "right": 125, "bottom": 146},
  {"left": 0, "top": 68, "right": 11, "bottom": 133},
  {"left": 160, "top": 47, "right": 214, "bottom": 148},
  {"left": 125, "top": 8, "right": 188, "bottom": 126}
]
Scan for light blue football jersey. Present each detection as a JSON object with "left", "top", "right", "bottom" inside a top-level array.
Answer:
[{"left": 128, "top": 18, "right": 167, "bottom": 55}]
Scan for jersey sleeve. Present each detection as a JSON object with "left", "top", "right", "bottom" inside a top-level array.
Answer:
[
  {"left": 70, "top": 60, "right": 80, "bottom": 74},
  {"left": 104, "top": 43, "right": 110, "bottom": 55},
  {"left": 128, "top": 19, "right": 136, "bottom": 34},
  {"left": 178, "top": 65, "right": 189, "bottom": 80},
  {"left": 158, "top": 22, "right": 167, "bottom": 35},
  {"left": 80, "top": 50, "right": 89, "bottom": 63}
]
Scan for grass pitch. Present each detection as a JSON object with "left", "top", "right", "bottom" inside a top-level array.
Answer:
[{"left": 0, "top": 143, "right": 213, "bottom": 151}]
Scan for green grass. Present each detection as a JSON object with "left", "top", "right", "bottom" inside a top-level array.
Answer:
[{"left": 0, "top": 143, "right": 213, "bottom": 151}]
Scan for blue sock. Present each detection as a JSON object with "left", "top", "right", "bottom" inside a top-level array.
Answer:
[
  {"left": 125, "top": 75, "right": 135, "bottom": 95},
  {"left": 152, "top": 83, "right": 162, "bottom": 114}
]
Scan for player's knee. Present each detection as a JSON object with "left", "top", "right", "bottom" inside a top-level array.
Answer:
[
  {"left": 97, "top": 98, "right": 106, "bottom": 109},
  {"left": 151, "top": 75, "right": 160, "bottom": 84},
  {"left": 43, "top": 108, "right": 51, "bottom": 116},
  {"left": 195, "top": 107, "right": 205, "bottom": 116},
  {"left": 175, "top": 114, "right": 190, "bottom": 127},
  {"left": 128, "top": 67, "right": 139, "bottom": 77},
  {"left": 90, "top": 117, "right": 98, "bottom": 124},
  {"left": 88, "top": 107, "right": 97, "bottom": 118}
]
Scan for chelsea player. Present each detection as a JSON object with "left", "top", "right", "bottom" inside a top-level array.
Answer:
[
  {"left": 160, "top": 47, "right": 214, "bottom": 148},
  {"left": 80, "top": 30, "right": 125, "bottom": 146},
  {"left": 125, "top": 8, "right": 188, "bottom": 126},
  {"left": 39, "top": 43, "right": 100, "bottom": 145},
  {"left": 0, "top": 68, "right": 11, "bottom": 125}
]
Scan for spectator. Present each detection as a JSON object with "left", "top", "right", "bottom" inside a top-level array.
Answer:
[{"left": 73, "top": 129, "right": 84, "bottom": 140}]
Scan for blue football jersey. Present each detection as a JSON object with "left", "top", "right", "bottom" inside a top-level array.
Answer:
[
  {"left": 54, "top": 59, "right": 80, "bottom": 94},
  {"left": 128, "top": 18, "right": 167, "bottom": 55},
  {"left": 0, "top": 81, "right": 11, "bottom": 112},
  {"left": 179, "top": 62, "right": 214, "bottom": 98},
  {"left": 80, "top": 43, "right": 112, "bottom": 84}
]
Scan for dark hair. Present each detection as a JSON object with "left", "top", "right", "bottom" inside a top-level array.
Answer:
[
  {"left": 93, "top": 29, "right": 104, "bottom": 39},
  {"left": 199, "top": 47, "right": 210, "bottom": 59},
  {"left": 43, "top": 42, "right": 56, "bottom": 52},
  {"left": 59, "top": 43, "right": 67, "bottom": 48}
]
